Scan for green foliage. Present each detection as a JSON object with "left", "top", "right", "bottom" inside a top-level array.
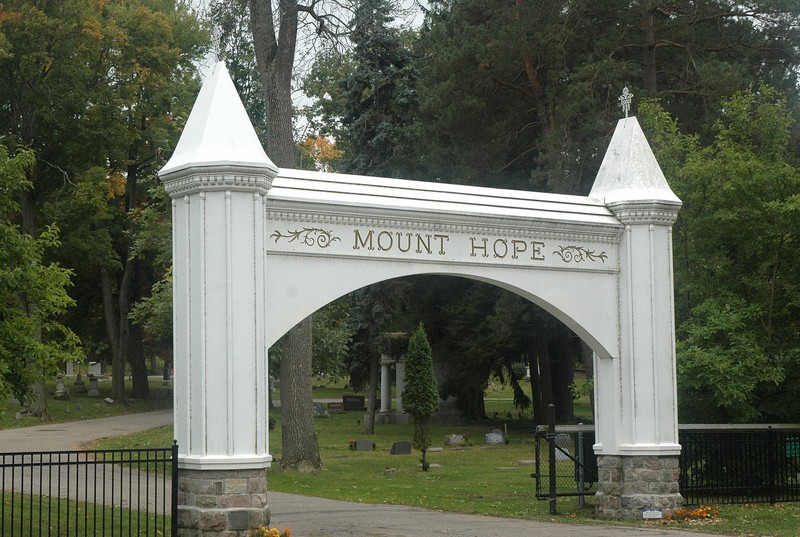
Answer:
[
  {"left": 338, "top": 0, "right": 418, "bottom": 176},
  {"left": 0, "top": 0, "right": 207, "bottom": 399},
  {"left": 402, "top": 324, "right": 439, "bottom": 419},
  {"left": 311, "top": 298, "right": 353, "bottom": 380},
  {"left": 677, "top": 297, "right": 784, "bottom": 422},
  {"left": 0, "top": 145, "right": 83, "bottom": 402},
  {"left": 642, "top": 87, "right": 800, "bottom": 422},
  {"left": 403, "top": 0, "right": 800, "bottom": 192},
  {"left": 402, "top": 323, "right": 438, "bottom": 468}
]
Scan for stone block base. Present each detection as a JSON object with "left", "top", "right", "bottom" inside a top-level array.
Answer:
[
  {"left": 178, "top": 468, "right": 269, "bottom": 536},
  {"left": 595, "top": 455, "right": 682, "bottom": 520}
]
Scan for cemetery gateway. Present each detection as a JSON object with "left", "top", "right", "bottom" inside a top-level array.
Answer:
[{"left": 159, "top": 63, "right": 683, "bottom": 533}]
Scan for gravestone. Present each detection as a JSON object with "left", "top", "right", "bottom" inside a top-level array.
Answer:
[
  {"left": 342, "top": 395, "right": 366, "bottom": 411},
  {"left": 88, "top": 362, "right": 101, "bottom": 376},
  {"left": 485, "top": 432, "right": 505, "bottom": 445},
  {"left": 390, "top": 441, "right": 412, "bottom": 455},
  {"left": 74, "top": 372, "right": 87, "bottom": 393},
  {"left": 87, "top": 374, "right": 100, "bottom": 397},
  {"left": 65, "top": 362, "right": 74, "bottom": 377},
  {"left": 327, "top": 402, "right": 344, "bottom": 414},
  {"left": 312, "top": 402, "right": 324, "bottom": 417},
  {"left": 355, "top": 440, "right": 374, "bottom": 452},
  {"left": 54, "top": 374, "right": 68, "bottom": 400},
  {"left": 445, "top": 434, "right": 465, "bottom": 446}
]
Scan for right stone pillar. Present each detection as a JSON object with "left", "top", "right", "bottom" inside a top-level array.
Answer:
[{"left": 589, "top": 116, "right": 683, "bottom": 519}]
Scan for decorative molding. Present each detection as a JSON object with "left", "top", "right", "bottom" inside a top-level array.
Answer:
[
  {"left": 162, "top": 168, "right": 274, "bottom": 197},
  {"left": 265, "top": 208, "right": 624, "bottom": 245},
  {"left": 605, "top": 201, "right": 680, "bottom": 225},
  {"left": 553, "top": 245, "right": 608, "bottom": 264},
  {"left": 270, "top": 227, "right": 341, "bottom": 248}
]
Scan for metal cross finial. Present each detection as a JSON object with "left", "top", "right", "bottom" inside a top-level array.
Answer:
[{"left": 619, "top": 87, "right": 633, "bottom": 118}]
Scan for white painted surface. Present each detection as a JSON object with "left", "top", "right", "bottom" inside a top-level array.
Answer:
[{"left": 160, "top": 64, "right": 683, "bottom": 469}]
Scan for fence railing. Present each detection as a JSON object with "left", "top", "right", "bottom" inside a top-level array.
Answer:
[
  {"left": 0, "top": 443, "right": 178, "bottom": 537},
  {"left": 680, "top": 425, "right": 800, "bottom": 505},
  {"left": 533, "top": 421, "right": 800, "bottom": 508}
]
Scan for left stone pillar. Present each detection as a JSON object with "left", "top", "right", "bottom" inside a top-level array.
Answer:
[{"left": 160, "top": 61, "right": 279, "bottom": 536}]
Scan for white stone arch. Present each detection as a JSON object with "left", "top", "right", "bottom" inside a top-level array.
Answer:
[
  {"left": 265, "top": 258, "right": 618, "bottom": 360},
  {"left": 159, "top": 63, "right": 684, "bottom": 530}
]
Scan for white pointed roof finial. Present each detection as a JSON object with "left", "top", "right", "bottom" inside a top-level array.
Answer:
[
  {"left": 590, "top": 116, "right": 680, "bottom": 208},
  {"left": 159, "top": 61, "right": 278, "bottom": 181}
]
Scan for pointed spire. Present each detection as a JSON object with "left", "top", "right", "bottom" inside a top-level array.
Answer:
[
  {"left": 159, "top": 62, "right": 278, "bottom": 179},
  {"left": 590, "top": 117, "right": 680, "bottom": 207}
]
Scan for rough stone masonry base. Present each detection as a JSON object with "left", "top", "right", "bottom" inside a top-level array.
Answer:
[
  {"left": 177, "top": 468, "right": 269, "bottom": 536},
  {"left": 595, "top": 455, "right": 683, "bottom": 520}
]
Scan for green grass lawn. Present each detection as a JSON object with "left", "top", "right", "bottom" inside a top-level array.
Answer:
[
  {"left": 0, "top": 376, "right": 172, "bottom": 430},
  {"left": 9, "top": 376, "right": 800, "bottom": 536},
  {"left": 1, "top": 493, "right": 171, "bottom": 536},
  {"left": 92, "top": 404, "right": 800, "bottom": 537}
]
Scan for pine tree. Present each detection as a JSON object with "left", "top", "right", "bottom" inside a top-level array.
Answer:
[{"left": 402, "top": 323, "right": 439, "bottom": 471}]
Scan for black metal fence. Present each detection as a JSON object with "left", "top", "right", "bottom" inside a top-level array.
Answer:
[
  {"left": 533, "top": 422, "right": 800, "bottom": 508},
  {"left": 0, "top": 443, "right": 178, "bottom": 536},
  {"left": 533, "top": 423, "right": 597, "bottom": 510},
  {"left": 680, "top": 425, "right": 800, "bottom": 505}
]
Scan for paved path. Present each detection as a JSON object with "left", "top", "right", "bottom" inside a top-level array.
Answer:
[
  {"left": 0, "top": 411, "right": 722, "bottom": 537},
  {"left": 0, "top": 409, "right": 173, "bottom": 452},
  {"left": 266, "top": 492, "right": 721, "bottom": 537}
]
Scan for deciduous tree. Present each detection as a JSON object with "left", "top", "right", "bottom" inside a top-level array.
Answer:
[
  {"left": 249, "top": 0, "right": 353, "bottom": 470},
  {"left": 0, "top": 0, "right": 207, "bottom": 403},
  {"left": 0, "top": 145, "right": 82, "bottom": 414},
  {"left": 641, "top": 88, "right": 800, "bottom": 422}
]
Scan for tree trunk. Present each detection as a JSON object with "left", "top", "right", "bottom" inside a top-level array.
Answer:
[
  {"left": 251, "top": 0, "right": 321, "bottom": 469},
  {"left": 641, "top": 2, "right": 658, "bottom": 93},
  {"left": 279, "top": 315, "right": 321, "bottom": 470},
  {"left": 121, "top": 162, "right": 150, "bottom": 400},
  {"left": 126, "top": 254, "right": 150, "bottom": 399},
  {"left": 528, "top": 351, "right": 543, "bottom": 425},
  {"left": 549, "top": 335, "right": 576, "bottom": 422},
  {"left": 250, "top": 0, "right": 299, "bottom": 167},
  {"left": 101, "top": 265, "right": 125, "bottom": 400},
  {"left": 531, "top": 335, "right": 553, "bottom": 425},
  {"left": 129, "top": 319, "right": 149, "bottom": 399},
  {"left": 580, "top": 340, "right": 595, "bottom": 421},
  {"left": 116, "top": 257, "right": 134, "bottom": 401},
  {"left": 26, "top": 382, "right": 51, "bottom": 420},
  {"left": 363, "top": 353, "right": 379, "bottom": 434},
  {"left": 20, "top": 186, "right": 51, "bottom": 419},
  {"left": 461, "top": 383, "right": 487, "bottom": 421}
]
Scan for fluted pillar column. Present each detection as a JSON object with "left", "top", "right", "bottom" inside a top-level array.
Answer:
[{"left": 160, "top": 61, "right": 278, "bottom": 535}]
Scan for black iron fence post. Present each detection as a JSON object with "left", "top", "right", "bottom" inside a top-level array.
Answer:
[
  {"left": 577, "top": 424, "right": 585, "bottom": 509},
  {"left": 548, "top": 404, "right": 557, "bottom": 515},
  {"left": 768, "top": 427, "right": 776, "bottom": 504},
  {"left": 172, "top": 440, "right": 179, "bottom": 536}
]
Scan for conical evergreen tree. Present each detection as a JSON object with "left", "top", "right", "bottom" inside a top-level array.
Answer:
[{"left": 402, "top": 323, "right": 439, "bottom": 471}]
